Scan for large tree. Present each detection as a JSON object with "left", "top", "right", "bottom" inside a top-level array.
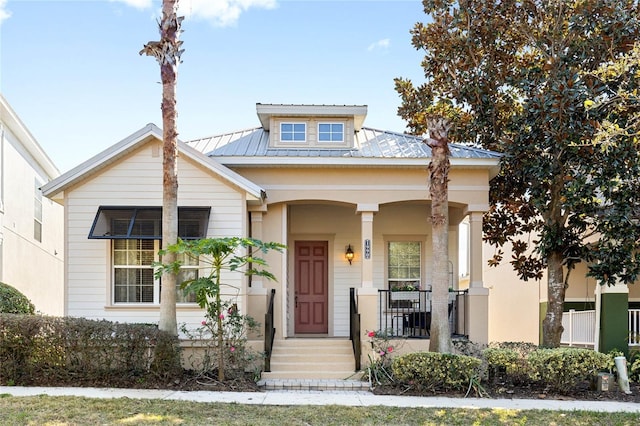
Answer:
[
  {"left": 396, "top": 0, "right": 640, "bottom": 347},
  {"left": 141, "top": 0, "right": 184, "bottom": 335}
]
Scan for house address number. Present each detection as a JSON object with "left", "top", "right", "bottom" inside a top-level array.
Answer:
[{"left": 364, "top": 239, "right": 371, "bottom": 259}]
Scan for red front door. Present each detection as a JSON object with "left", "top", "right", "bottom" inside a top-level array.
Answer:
[{"left": 294, "top": 241, "right": 328, "bottom": 334}]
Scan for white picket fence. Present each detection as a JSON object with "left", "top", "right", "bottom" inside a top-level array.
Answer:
[{"left": 560, "top": 309, "right": 640, "bottom": 347}]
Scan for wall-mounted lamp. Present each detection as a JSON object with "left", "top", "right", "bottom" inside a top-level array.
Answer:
[{"left": 345, "top": 244, "right": 354, "bottom": 265}]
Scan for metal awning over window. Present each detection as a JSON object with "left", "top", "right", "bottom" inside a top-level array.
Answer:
[{"left": 88, "top": 206, "right": 210, "bottom": 240}]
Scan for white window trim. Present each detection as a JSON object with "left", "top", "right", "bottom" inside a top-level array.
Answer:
[
  {"left": 34, "top": 178, "right": 43, "bottom": 242},
  {"left": 387, "top": 240, "right": 422, "bottom": 291},
  {"left": 317, "top": 122, "right": 345, "bottom": 143},
  {"left": 279, "top": 122, "right": 307, "bottom": 143},
  {"left": 111, "top": 239, "right": 198, "bottom": 306}
]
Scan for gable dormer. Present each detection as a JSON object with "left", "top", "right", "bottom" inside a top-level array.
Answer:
[{"left": 256, "top": 104, "right": 367, "bottom": 149}]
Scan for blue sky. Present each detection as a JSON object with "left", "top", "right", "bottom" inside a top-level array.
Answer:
[{"left": 1, "top": 0, "right": 426, "bottom": 173}]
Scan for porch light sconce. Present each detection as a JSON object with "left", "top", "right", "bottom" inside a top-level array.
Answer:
[{"left": 345, "top": 244, "right": 354, "bottom": 265}]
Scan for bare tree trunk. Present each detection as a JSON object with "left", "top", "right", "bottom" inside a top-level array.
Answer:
[
  {"left": 542, "top": 250, "right": 565, "bottom": 347},
  {"left": 427, "top": 117, "right": 453, "bottom": 354},
  {"left": 141, "top": 0, "right": 184, "bottom": 336}
]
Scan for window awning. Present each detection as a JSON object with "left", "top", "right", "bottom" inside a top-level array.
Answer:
[{"left": 88, "top": 206, "right": 210, "bottom": 240}]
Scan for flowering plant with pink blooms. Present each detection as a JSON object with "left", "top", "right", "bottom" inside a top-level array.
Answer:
[{"left": 363, "top": 329, "right": 402, "bottom": 386}]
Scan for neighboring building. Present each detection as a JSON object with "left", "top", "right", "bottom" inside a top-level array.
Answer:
[
  {"left": 42, "top": 104, "right": 500, "bottom": 377},
  {"left": 483, "top": 208, "right": 640, "bottom": 353},
  {"left": 0, "top": 94, "right": 64, "bottom": 315}
]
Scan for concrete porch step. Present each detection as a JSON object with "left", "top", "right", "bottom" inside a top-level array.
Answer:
[
  {"left": 264, "top": 338, "right": 358, "bottom": 380},
  {"left": 257, "top": 378, "right": 370, "bottom": 391}
]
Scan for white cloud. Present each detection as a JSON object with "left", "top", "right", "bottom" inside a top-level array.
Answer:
[
  {"left": 179, "top": 0, "right": 277, "bottom": 27},
  {"left": 110, "top": 0, "right": 275, "bottom": 27},
  {"left": 367, "top": 38, "right": 390, "bottom": 52},
  {"left": 110, "top": 0, "right": 154, "bottom": 10},
  {"left": 0, "top": 0, "right": 11, "bottom": 26}
]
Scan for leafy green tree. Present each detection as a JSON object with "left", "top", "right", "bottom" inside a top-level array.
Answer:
[
  {"left": 396, "top": 0, "right": 640, "bottom": 347},
  {"left": 156, "top": 237, "right": 285, "bottom": 381}
]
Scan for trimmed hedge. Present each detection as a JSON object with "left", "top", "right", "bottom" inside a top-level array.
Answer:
[
  {"left": 0, "top": 314, "right": 181, "bottom": 385},
  {"left": 526, "top": 347, "right": 611, "bottom": 393},
  {"left": 0, "top": 282, "right": 35, "bottom": 314},
  {"left": 392, "top": 352, "right": 482, "bottom": 392}
]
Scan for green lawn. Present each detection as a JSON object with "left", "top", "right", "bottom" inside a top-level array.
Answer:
[{"left": 1, "top": 395, "right": 639, "bottom": 425}]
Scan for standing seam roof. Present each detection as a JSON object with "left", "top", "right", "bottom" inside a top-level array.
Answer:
[{"left": 186, "top": 127, "right": 501, "bottom": 160}]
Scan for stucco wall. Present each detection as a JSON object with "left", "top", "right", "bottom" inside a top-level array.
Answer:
[
  {"left": 1, "top": 124, "right": 63, "bottom": 315},
  {"left": 483, "top": 240, "right": 542, "bottom": 345}
]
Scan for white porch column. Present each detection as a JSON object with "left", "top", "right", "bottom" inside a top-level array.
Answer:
[{"left": 466, "top": 211, "right": 489, "bottom": 344}]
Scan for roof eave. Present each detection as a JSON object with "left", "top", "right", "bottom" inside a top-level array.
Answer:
[
  {"left": 42, "top": 123, "right": 163, "bottom": 197},
  {"left": 215, "top": 155, "right": 501, "bottom": 170},
  {"left": 1, "top": 94, "right": 60, "bottom": 179}
]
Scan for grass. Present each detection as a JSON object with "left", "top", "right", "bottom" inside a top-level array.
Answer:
[{"left": 0, "top": 395, "right": 639, "bottom": 425}]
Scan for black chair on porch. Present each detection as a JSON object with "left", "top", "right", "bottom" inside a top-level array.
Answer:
[
  {"left": 402, "top": 303, "right": 453, "bottom": 337},
  {"left": 403, "top": 311, "right": 431, "bottom": 337}
]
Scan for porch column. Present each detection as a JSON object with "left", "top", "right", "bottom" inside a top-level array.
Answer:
[
  {"left": 466, "top": 211, "right": 489, "bottom": 344},
  {"left": 247, "top": 209, "right": 267, "bottom": 339},
  {"left": 596, "top": 281, "right": 629, "bottom": 356},
  {"left": 357, "top": 204, "right": 378, "bottom": 289},
  {"left": 356, "top": 204, "right": 379, "bottom": 364}
]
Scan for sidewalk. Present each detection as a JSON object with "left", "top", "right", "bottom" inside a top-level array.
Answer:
[{"left": 2, "top": 386, "right": 639, "bottom": 413}]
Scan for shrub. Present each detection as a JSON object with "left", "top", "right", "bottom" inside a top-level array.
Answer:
[
  {"left": 526, "top": 347, "right": 610, "bottom": 393},
  {"left": 0, "top": 314, "right": 180, "bottom": 386},
  {"left": 0, "top": 282, "right": 35, "bottom": 314},
  {"left": 483, "top": 342, "right": 537, "bottom": 385},
  {"left": 630, "top": 357, "right": 640, "bottom": 382},
  {"left": 392, "top": 352, "right": 482, "bottom": 392}
]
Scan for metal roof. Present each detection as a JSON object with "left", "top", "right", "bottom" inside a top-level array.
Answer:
[{"left": 186, "top": 126, "right": 501, "bottom": 161}]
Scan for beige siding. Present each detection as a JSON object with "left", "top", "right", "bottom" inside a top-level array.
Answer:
[{"left": 64, "top": 143, "right": 246, "bottom": 331}]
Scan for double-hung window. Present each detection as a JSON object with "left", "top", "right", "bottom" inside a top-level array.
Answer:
[
  {"left": 388, "top": 241, "right": 421, "bottom": 308},
  {"left": 89, "top": 206, "right": 209, "bottom": 305},
  {"left": 280, "top": 123, "right": 306, "bottom": 142}
]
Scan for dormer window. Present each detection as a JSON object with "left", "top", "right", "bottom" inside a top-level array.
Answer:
[
  {"left": 318, "top": 123, "right": 344, "bottom": 142},
  {"left": 280, "top": 123, "right": 306, "bottom": 142}
]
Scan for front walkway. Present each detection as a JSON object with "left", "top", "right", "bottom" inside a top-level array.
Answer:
[{"left": 2, "top": 386, "right": 639, "bottom": 412}]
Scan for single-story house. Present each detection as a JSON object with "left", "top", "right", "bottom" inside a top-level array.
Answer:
[{"left": 42, "top": 104, "right": 501, "bottom": 378}]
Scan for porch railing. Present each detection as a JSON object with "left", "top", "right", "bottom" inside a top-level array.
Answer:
[
  {"left": 264, "top": 289, "right": 276, "bottom": 372},
  {"left": 559, "top": 309, "right": 640, "bottom": 347},
  {"left": 377, "top": 289, "right": 467, "bottom": 338},
  {"left": 629, "top": 309, "right": 640, "bottom": 347},
  {"left": 349, "top": 288, "right": 361, "bottom": 371},
  {"left": 560, "top": 309, "right": 596, "bottom": 347}
]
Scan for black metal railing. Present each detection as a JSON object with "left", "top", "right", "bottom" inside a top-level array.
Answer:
[
  {"left": 264, "top": 289, "right": 276, "bottom": 372},
  {"left": 349, "top": 287, "right": 361, "bottom": 371},
  {"left": 377, "top": 289, "right": 468, "bottom": 339}
]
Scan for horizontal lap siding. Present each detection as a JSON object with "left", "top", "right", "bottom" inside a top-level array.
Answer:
[{"left": 65, "top": 145, "right": 247, "bottom": 326}]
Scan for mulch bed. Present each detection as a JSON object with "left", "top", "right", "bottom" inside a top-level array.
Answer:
[
  {"left": 373, "top": 380, "right": 640, "bottom": 403},
  {"left": 8, "top": 371, "right": 640, "bottom": 403}
]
